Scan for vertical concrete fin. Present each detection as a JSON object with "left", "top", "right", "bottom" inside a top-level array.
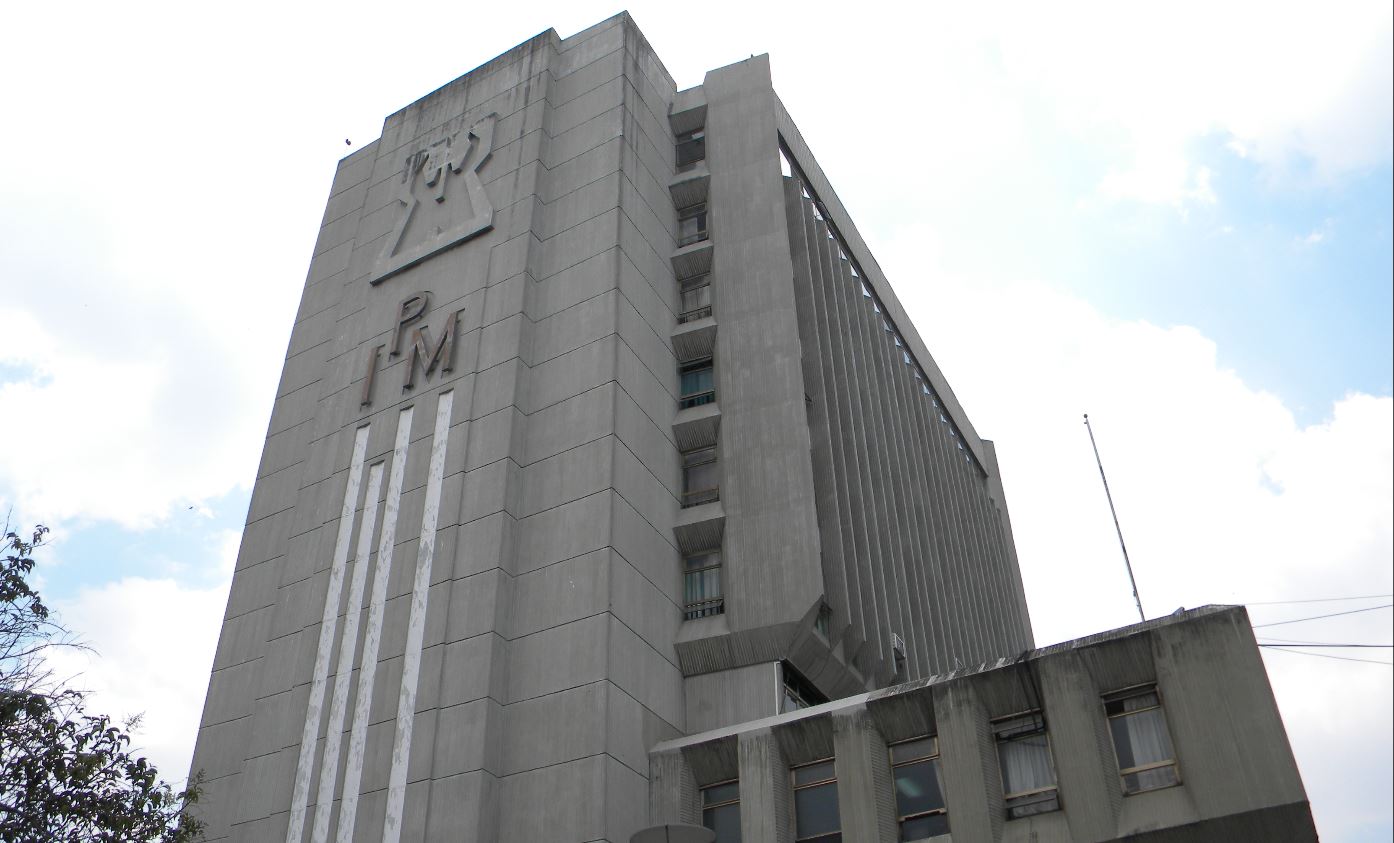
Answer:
[
  {"left": 286, "top": 424, "right": 370, "bottom": 843},
  {"left": 310, "top": 461, "right": 384, "bottom": 843},
  {"left": 336, "top": 406, "right": 414, "bottom": 842},
  {"left": 383, "top": 390, "right": 455, "bottom": 843}
]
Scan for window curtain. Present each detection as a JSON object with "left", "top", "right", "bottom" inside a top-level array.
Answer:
[{"left": 999, "top": 734, "right": 1054, "bottom": 795}]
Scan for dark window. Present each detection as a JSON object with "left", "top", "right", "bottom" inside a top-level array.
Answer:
[
  {"left": 679, "top": 360, "right": 716, "bottom": 409},
  {"left": 676, "top": 128, "right": 706, "bottom": 172},
  {"left": 994, "top": 713, "right": 1059, "bottom": 819},
  {"left": 1105, "top": 685, "right": 1181, "bottom": 794},
  {"left": 781, "top": 662, "right": 828, "bottom": 714},
  {"left": 792, "top": 760, "right": 840, "bottom": 842},
  {"left": 679, "top": 276, "right": 713, "bottom": 323},
  {"left": 684, "top": 550, "right": 724, "bottom": 619},
  {"left": 702, "top": 779, "right": 741, "bottom": 842},
  {"left": 815, "top": 604, "right": 832, "bottom": 640},
  {"left": 890, "top": 737, "right": 949, "bottom": 839},
  {"left": 682, "top": 447, "right": 719, "bottom": 508},
  {"left": 678, "top": 203, "right": 708, "bottom": 247}
]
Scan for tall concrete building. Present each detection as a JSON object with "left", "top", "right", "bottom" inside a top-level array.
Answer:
[{"left": 190, "top": 13, "right": 1304, "bottom": 842}]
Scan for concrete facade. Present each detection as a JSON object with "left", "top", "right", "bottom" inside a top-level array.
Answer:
[
  {"left": 190, "top": 14, "right": 1034, "bottom": 842},
  {"left": 647, "top": 607, "right": 1317, "bottom": 843}
]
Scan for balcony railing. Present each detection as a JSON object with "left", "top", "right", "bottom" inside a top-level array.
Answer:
[
  {"left": 676, "top": 230, "right": 709, "bottom": 248},
  {"left": 681, "top": 486, "right": 720, "bottom": 508},
  {"left": 683, "top": 596, "right": 724, "bottom": 620},
  {"left": 678, "top": 305, "right": 713, "bottom": 324},
  {"left": 679, "top": 389, "right": 715, "bottom": 410}
]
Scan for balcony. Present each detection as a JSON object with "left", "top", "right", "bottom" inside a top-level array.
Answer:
[
  {"left": 678, "top": 304, "right": 712, "bottom": 324},
  {"left": 678, "top": 389, "right": 715, "bottom": 411},
  {"left": 681, "top": 486, "right": 720, "bottom": 509}
]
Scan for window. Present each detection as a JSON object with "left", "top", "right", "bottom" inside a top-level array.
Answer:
[
  {"left": 682, "top": 447, "right": 719, "bottom": 508},
  {"left": 994, "top": 713, "right": 1059, "bottom": 819},
  {"left": 678, "top": 203, "right": 709, "bottom": 247},
  {"left": 676, "top": 128, "right": 705, "bottom": 172},
  {"left": 683, "top": 550, "right": 724, "bottom": 619},
  {"left": 679, "top": 360, "right": 716, "bottom": 409},
  {"left": 702, "top": 779, "right": 741, "bottom": 842},
  {"left": 815, "top": 604, "right": 832, "bottom": 640},
  {"left": 890, "top": 736, "right": 949, "bottom": 840},
  {"left": 1104, "top": 685, "right": 1180, "bottom": 794},
  {"left": 792, "top": 760, "right": 840, "bottom": 842},
  {"left": 781, "top": 662, "right": 828, "bottom": 714},
  {"left": 679, "top": 276, "right": 713, "bottom": 323}
]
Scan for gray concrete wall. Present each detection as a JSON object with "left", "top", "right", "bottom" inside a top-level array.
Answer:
[
  {"left": 782, "top": 170, "right": 1032, "bottom": 679},
  {"left": 190, "top": 14, "right": 688, "bottom": 842},
  {"left": 647, "top": 607, "right": 1316, "bottom": 843}
]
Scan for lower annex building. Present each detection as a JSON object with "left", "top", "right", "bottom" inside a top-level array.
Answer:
[{"left": 188, "top": 13, "right": 1315, "bottom": 842}]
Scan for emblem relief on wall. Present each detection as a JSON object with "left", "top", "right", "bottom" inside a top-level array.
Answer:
[{"left": 369, "top": 113, "right": 498, "bottom": 285}]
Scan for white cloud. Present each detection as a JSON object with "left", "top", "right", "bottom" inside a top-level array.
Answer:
[{"left": 43, "top": 574, "right": 232, "bottom": 786}]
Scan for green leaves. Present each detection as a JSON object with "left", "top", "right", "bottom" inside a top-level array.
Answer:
[{"left": 0, "top": 526, "right": 205, "bottom": 842}]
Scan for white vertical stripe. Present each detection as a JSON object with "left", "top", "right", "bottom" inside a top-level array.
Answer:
[
  {"left": 285, "top": 425, "right": 370, "bottom": 843},
  {"left": 335, "top": 407, "right": 413, "bottom": 843},
  {"left": 383, "top": 391, "right": 454, "bottom": 843},
  {"left": 310, "top": 461, "right": 384, "bottom": 843}
]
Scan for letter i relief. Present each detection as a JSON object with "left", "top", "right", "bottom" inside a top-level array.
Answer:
[{"left": 361, "top": 345, "right": 383, "bottom": 407}]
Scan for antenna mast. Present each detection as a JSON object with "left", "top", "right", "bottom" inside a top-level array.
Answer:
[{"left": 1083, "top": 414, "right": 1146, "bottom": 623}]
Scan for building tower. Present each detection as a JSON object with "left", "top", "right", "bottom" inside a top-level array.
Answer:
[{"left": 190, "top": 14, "right": 1034, "bottom": 841}]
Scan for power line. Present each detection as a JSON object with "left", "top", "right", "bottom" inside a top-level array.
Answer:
[
  {"left": 1259, "top": 645, "right": 1393, "bottom": 666},
  {"left": 1257, "top": 642, "right": 1392, "bottom": 649},
  {"left": 1245, "top": 593, "right": 1393, "bottom": 606},
  {"left": 1251, "top": 603, "right": 1392, "bottom": 629},
  {"left": 1259, "top": 633, "right": 1394, "bottom": 646}
]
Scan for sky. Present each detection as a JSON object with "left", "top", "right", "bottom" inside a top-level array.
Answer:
[{"left": 1, "top": 0, "right": 1389, "bottom": 839}]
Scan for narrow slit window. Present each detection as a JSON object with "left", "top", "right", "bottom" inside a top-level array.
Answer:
[
  {"left": 676, "top": 128, "right": 706, "bottom": 172},
  {"left": 681, "top": 447, "right": 719, "bottom": 508},
  {"left": 684, "top": 550, "right": 724, "bottom": 619},
  {"left": 677, "top": 203, "right": 709, "bottom": 247},
  {"left": 679, "top": 359, "right": 716, "bottom": 409}
]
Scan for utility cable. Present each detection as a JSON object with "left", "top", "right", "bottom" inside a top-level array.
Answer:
[
  {"left": 1245, "top": 594, "right": 1392, "bottom": 605},
  {"left": 1258, "top": 645, "right": 1392, "bottom": 666},
  {"left": 1251, "top": 603, "right": 1392, "bottom": 628},
  {"left": 1256, "top": 642, "right": 1392, "bottom": 648}
]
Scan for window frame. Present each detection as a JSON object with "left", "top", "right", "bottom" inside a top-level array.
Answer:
[
  {"left": 681, "top": 446, "right": 719, "bottom": 508},
  {"left": 678, "top": 358, "right": 716, "bottom": 410},
  {"left": 677, "top": 202, "right": 709, "bottom": 247},
  {"left": 1103, "top": 683, "right": 1182, "bottom": 795},
  {"left": 992, "top": 711, "right": 1061, "bottom": 820},
  {"left": 888, "top": 735, "right": 949, "bottom": 840},
  {"left": 790, "top": 759, "right": 841, "bottom": 843},
  {"left": 701, "top": 778, "right": 741, "bottom": 841},
  {"left": 683, "top": 549, "right": 724, "bottom": 619},
  {"left": 676, "top": 127, "right": 706, "bottom": 173},
  {"left": 679, "top": 274, "right": 713, "bottom": 323}
]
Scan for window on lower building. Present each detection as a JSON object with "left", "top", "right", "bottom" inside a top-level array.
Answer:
[
  {"left": 679, "top": 359, "right": 715, "bottom": 409},
  {"left": 676, "top": 128, "right": 706, "bottom": 172},
  {"left": 679, "top": 276, "right": 712, "bottom": 323},
  {"left": 792, "top": 760, "right": 841, "bottom": 842},
  {"left": 994, "top": 712, "right": 1059, "bottom": 819},
  {"left": 890, "top": 736, "right": 949, "bottom": 840},
  {"left": 701, "top": 779, "right": 741, "bottom": 842},
  {"left": 682, "top": 447, "right": 719, "bottom": 508},
  {"left": 1105, "top": 685, "right": 1181, "bottom": 794},
  {"left": 683, "top": 550, "right": 724, "bottom": 619},
  {"left": 678, "top": 203, "right": 709, "bottom": 247}
]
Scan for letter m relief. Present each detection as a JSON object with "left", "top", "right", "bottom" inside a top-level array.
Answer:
[{"left": 403, "top": 310, "right": 461, "bottom": 390}]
